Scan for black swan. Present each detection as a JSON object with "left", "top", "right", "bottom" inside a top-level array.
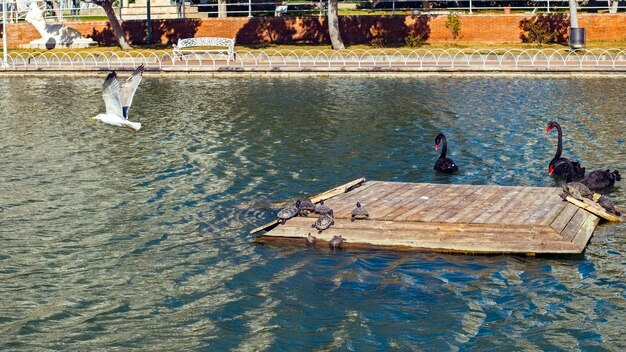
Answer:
[
  {"left": 581, "top": 169, "right": 621, "bottom": 190},
  {"left": 551, "top": 159, "right": 620, "bottom": 190},
  {"left": 434, "top": 133, "right": 459, "bottom": 173},
  {"left": 546, "top": 121, "right": 585, "bottom": 179}
]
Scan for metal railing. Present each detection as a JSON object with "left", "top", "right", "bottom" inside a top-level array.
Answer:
[
  {"left": 3, "top": 48, "right": 626, "bottom": 71},
  {"left": 1, "top": 0, "right": 625, "bottom": 22}
]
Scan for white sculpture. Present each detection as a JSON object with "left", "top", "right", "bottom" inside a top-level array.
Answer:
[{"left": 24, "top": 3, "right": 96, "bottom": 49}]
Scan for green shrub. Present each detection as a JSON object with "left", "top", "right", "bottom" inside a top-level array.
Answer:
[
  {"left": 519, "top": 15, "right": 569, "bottom": 45},
  {"left": 370, "top": 37, "right": 385, "bottom": 48},
  {"left": 445, "top": 13, "right": 462, "bottom": 40},
  {"left": 405, "top": 33, "right": 426, "bottom": 48}
]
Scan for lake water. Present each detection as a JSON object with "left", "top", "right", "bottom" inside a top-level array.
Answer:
[{"left": 1, "top": 75, "right": 625, "bottom": 351}]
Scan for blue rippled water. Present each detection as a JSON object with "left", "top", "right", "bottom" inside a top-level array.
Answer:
[{"left": 0, "top": 75, "right": 625, "bottom": 350}]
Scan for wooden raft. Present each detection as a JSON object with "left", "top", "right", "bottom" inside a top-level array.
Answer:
[{"left": 255, "top": 179, "right": 611, "bottom": 255}]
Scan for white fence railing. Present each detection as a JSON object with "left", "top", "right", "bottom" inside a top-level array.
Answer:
[{"left": 3, "top": 48, "right": 626, "bottom": 71}]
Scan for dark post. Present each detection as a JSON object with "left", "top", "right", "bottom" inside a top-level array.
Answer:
[{"left": 146, "top": 0, "right": 152, "bottom": 45}]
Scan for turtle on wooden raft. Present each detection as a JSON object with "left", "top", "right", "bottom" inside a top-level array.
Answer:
[
  {"left": 312, "top": 209, "right": 334, "bottom": 233},
  {"left": 305, "top": 232, "right": 316, "bottom": 246},
  {"left": 328, "top": 235, "right": 344, "bottom": 250},
  {"left": 560, "top": 183, "right": 593, "bottom": 202},
  {"left": 592, "top": 193, "right": 621, "bottom": 216},
  {"left": 560, "top": 183, "right": 621, "bottom": 216},
  {"left": 314, "top": 200, "right": 332, "bottom": 215},
  {"left": 277, "top": 200, "right": 301, "bottom": 225},
  {"left": 351, "top": 202, "right": 369, "bottom": 221},
  {"left": 297, "top": 198, "right": 316, "bottom": 217}
]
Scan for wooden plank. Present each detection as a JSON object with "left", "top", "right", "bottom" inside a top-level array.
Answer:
[
  {"left": 468, "top": 187, "right": 518, "bottom": 224},
  {"left": 501, "top": 188, "right": 542, "bottom": 222},
  {"left": 377, "top": 183, "right": 440, "bottom": 219},
  {"left": 418, "top": 185, "right": 475, "bottom": 223},
  {"left": 441, "top": 185, "right": 496, "bottom": 223},
  {"left": 482, "top": 186, "right": 535, "bottom": 224},
  {"left": 310, "top": 177, "right": 367, "bottom": 203},
  {"left": 472, "top": 188, "right": 521, "bottom": 223},
  {"left": 571, "top": 214, "right": 600, "bottom": 251},
  {"left": 255, "top": 236, "right": 581, "bottom": 254},
  {"left": 268, "top": 217, "right": 559, "bottom": 241},
  {"left": 249, "top": 177, "right": 365, "bottom": 234},
  {"left": 563, "top": 195, "right": 622, "bottom": 222},
  {"left": 530, "top": 188, "right": 570, "bottom": 225},
  {"left": 342, "top": 182, "right": 411, "bottom": 218},
  {"left": 355, "top": 183, "right": 422, "bottom": 220},
  {"left": 393, "top": 184, "right": 457, "bottom": 221},
  {"left": 512, "top": 188, "right": 559, "bottom": 224},
  {"left": 560, "top": 208, "right": 589, "bottom": 242},
  {"left": 549, "top": 203, "right": 580, "bottom": 234},
  {"left": 324, "top": 181, "right": 387, "bottom": 215},
  {"left": 261, "top": 223, "right": 580, "bottom": 254},
  {"left": 366, "top": 183, "right": 426, "bottom": 219},
  {"left": 384, "top": 183, "right": 445, "bottom": 221},
  {"left": 453, "top": 186, "right": 508, "bottom": 224}
]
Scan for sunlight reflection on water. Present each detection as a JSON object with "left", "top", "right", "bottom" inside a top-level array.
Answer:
[{"left": 0, "top": 76, "right": 625, "bottom": 350}]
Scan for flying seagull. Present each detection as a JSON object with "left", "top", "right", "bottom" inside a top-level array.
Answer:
[{"left": 93, "top": 64, "right": 145, "bottom": 131}]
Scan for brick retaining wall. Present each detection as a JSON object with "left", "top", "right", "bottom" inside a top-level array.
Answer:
[{"left": 2, "top": 14, "right": 626, "bottom": 47}]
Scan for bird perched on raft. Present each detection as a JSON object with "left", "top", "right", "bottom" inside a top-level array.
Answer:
[
  {"left": 546, "top": 121, "right": 585, "bottom": 179},
  {"left": 277, "top": 200, "right": 301, "bottom": 224},
  {"left": 312, "top": 209, "right": 334, "bottom": 233},
  {"left": 93, "top": 64, "right": 145, "bottom": 131},
  {"left": 351, "top": 202, "right": 369, "bottom": 221},
  {"left": 434, "top": 133, "right": 459, "bottom": 173}
]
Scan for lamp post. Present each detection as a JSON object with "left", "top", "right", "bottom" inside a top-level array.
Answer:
[
  {"left": 2, "top": 0, "right": 8, "bottom": 67},
  {"left": 146, "top": 0, "right": 152, "bottom": 45}
]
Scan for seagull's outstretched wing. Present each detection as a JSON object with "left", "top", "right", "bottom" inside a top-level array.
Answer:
[
  {"left": 120, "top": 64, "right": 145, "bottom": 119},
  {"left": 102, "top": 71, "right": 123, "bottom": 117}
]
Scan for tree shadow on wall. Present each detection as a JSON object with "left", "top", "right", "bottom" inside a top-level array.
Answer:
[
  {"left": 235, "top": 18, "right": 298, "bottom": 45},
  {"left": 235, "top": 15, "right": 431, "bottom": 47},
  {"left": 519, "top": 14, "right": 569, "bottom": 45},
  {"left": 342, "top": 16, "right": 430, "bottom": 46},
  {"left": 89, "top": 19, "right": 201, "bottom": 46}
]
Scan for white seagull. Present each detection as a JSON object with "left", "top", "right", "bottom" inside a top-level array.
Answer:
[{"left": 93, "top": 64, "right": 145, "bottom": 131}]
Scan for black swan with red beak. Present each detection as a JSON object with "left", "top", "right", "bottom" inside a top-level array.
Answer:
[
  {"left": 550, "top": 159, "right": 620, "bottom": 190},
  {"left": 434, "top": 133, "right": 459, "bottom": 173},
  {"left": 546, "top": 121, "right": 585, "bottom": 179}
]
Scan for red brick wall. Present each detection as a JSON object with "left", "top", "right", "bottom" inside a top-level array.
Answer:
[{"left": 2, "top": 14, "right": 626, "bottom": 47}]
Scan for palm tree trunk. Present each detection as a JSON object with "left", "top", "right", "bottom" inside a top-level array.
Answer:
[
  {"left": 327, "top": 0, "right": 344, "bottom": 50},
  {"left": 99, "top": 1, "right": 132, "bottom": 49}
]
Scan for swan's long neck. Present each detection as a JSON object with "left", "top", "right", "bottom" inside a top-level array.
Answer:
[
  {"left": 438, "top": 135, "right": 448, "bottom": 159},
  {"left": 553, "top": 123, "right": 563, "bottom": 160}
]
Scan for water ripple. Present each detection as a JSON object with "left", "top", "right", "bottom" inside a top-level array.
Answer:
[{"left": 1, "top": 76, "right": 625, "bottom": 350}]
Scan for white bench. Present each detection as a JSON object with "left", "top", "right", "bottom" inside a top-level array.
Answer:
[{"left": 172, "top": 37, "right": 235, "bottom": 61}]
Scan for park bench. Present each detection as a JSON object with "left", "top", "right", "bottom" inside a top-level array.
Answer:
[{"left": 172, "top": 37, "right": 236, "bottom": 61}]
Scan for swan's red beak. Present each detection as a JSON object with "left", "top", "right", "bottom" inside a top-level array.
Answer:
[
  {"left": 546, "top": 125, "right": 551, "bottom": 133},
  {"left": 549, "top": 165, "right": 554, "bottom": 175},
  {"left": 435, "top": 143, "right": 439, "bottom": 151}
]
